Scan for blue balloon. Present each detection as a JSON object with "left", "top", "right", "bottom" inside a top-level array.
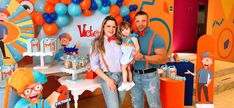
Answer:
[
  {"left": 110, "top": 0, "right": 117, "bottom": 5},
  {"left": 101, "top": 0, "right": 108, "bottom": 2},
  {"left": 56, "top": 15, "right": 70, "bottom": 27},
  {"left": 117, "top": 0, "right": 124, "bottom": 2},
  {"left": 0, "top": 0, "right": 10, "bottom": 9},
  {"left": 120, "top": 6, "right": 130, "bottom": 17},
  {"left": 90, "top": 0, "right": 98, "bottom": 10},
  {"left": 50, "top": 12, "right": 58, "bottom": 21},
  {"left": 72, "top": 0, "right": 82, "bottom": 4},
  {"left": 43, "top": 13, "right": 50, "bottom": 19},
  {"left": 107, "top": 1, "right": 111, "bottom": 6},
  {"left": 134, "top": 5, "right": 138, "bottom": 10},
  {"left": 45, "top": 17, "right": 54, "bottom": 24},
  {"left": 102, "top": 2, "right": 108, "bottom": 7},
  {"left": 68, "top": 3, "right": 82, "bottom": 17},
  {"left": 116, "top": 2, "right": 122, "bottom": 7},
  {"left": 124, "top": 15, "right": 130, "bottom": 22},
  {"left": 94, "top": 0, "right": 102, "bottom": 9},
  {"left": 100, "top": 6, "right": 110, "bottom": 14},
  {"left": 35, "top": 0, "right": 46, "bottom": 13},
  {"left": 55, "top": 3, "right": 67, "bottom": 15},
  {"left": 129, "top": 5, "right": 135, "bottom": 11}
]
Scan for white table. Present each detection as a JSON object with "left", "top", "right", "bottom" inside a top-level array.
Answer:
[
  {"left": 34, "top": 62, "right": 86, "bottom": 80},
  {"left": 58, "top": 74, "right": 101, "bottom": 108},
  {"left": 23, "top": 52, "right": 54, "bottom": 69}
]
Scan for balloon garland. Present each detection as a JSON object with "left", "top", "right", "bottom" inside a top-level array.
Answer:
[{"left": 33, "top": 0, "right": 138, "bottom": 36}]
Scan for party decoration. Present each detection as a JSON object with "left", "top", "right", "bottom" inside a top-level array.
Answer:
[
  {"left": 72, "top": 0, "right": 82, "bottom": 4},
  {"left": 55, "top": 3, "right": 68, "bottom": 16},
  {"left": 45, "top": 17, "right": 54, "bottom": 24},
  {"left": 129, "top": 5, "right": 138, "bottom": 11},
  {"left": 68, "top": 3, "right": 82, "bottom": 17},
  {"left": 0, "top": 0, "right": 10, "bottom": 9},
  {"left": 32, "top": 0, "right": 138, "bottom": 36},
  {"left": 43, "top": 13, "right": 50, "bottom": 19},
  {"left": 43, "top": 23, "right": 58, "bottom": 36},
  {"left": 94, "top": 0, "right": 102, "bottom": 9},
  {"left": 56, "top": 15, "right": 70, "bottom": 27},
  {"left": 34, "top": 0, "right": 46, "bottom": 13},
  {"left": 44, "top": 3, "right": 55, "bottom": 14},
  {"left": 82, "top": 10, "right": 93, "bottom": 16},
  {"left": 120, "top": 6, "right": 130, "bottom": 17},
  {"left": 33, "top": 12, "right": 45, "bottom": 25},
  {"left": 110, "top": 0, "right": 117, "bottom": 5},
  {"left": 100, "top": 6, "right": 110, "bottom": 14},
  {"left": 110, "top": 5, "right": 120, "bottom": 17},
  {"left": 80, "top": 0, "right": 91, "bottom": 10},
  {"left": 129, "top": 11, "right": 136, "bottom": 22},
  {"left": 115, "top": 15, "right": 123, "bottom": 25},
  {"left": 50, "top": 12, "right": 58, "bottom": 21},
  {"left": 89, "top": 0, "right": 98, "bottom": 10},
  {"left": 47, "top": 0, "right": 60, "bottom": 5},
  {"left": 0, "top": 1, "right": 34, "bottom": 66},
  {"left": 61, "top": 0, "right": 72, "bottom": 5}
]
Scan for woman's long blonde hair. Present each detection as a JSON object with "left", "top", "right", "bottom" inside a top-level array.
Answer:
[{"left": 91, "top": 15, "right": 121, "bottom": 54}]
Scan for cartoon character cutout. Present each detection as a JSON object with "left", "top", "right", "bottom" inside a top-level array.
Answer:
[
  {"left": 0, "top": 9, "right": 10, "bottom": 59},
  {"left": 54, "top": 33, "right": 80, "bottom": 62},
  {"left": 3, "top": 68, "right": 51, "bottom": 108},
  {"left": 186, "top": 52, "right": 213, "bottom": 104}
]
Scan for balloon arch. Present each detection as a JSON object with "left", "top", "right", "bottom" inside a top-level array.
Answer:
[{"left": 33, "top": 0, "right": 138, "bottom": 36}]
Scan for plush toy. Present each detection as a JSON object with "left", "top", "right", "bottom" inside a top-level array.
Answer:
[{"left": 3, "top": 68, "right": 51, "bottom": 108}]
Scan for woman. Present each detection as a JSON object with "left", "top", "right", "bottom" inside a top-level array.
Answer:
[{"left": 90, "top": 15, "right": 125, "bottom": 108}]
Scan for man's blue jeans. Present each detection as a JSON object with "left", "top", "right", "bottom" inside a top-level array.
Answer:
[
  {"left": 131, "top": 71, "right": 162, "bottom": 108},
  {"left": 101, "top": 72, "right": 126, "bottom": 108}
]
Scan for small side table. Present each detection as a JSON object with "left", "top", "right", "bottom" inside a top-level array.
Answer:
[
  {"left": 160, "top": 77, "right": 185, "bottom": 108},
  {"left": 58, "top": 74, "right": 101, "bottom": 108}
]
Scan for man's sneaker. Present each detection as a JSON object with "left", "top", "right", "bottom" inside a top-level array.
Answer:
[{"left": 118, "top": 83, "right": 130, "bottom": 91}]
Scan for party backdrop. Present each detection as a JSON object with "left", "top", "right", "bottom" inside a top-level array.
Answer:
[
  {"left": 206, "top": 0, "right": 234, "bottom": 62},
  {"left": 33, "top": 0, "right": 174, "bottom": 56},
  {"left": 0, "top": 0, "right": 34, "bottom": 65}
]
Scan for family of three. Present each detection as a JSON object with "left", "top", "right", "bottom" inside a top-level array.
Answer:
[{"left": 90, "top": 11, "right": 167, "bottom": 108}]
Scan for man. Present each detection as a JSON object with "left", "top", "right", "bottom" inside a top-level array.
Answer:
[
  {"left": 0, "top": 8, "right": 10, "bottom": 59},
  {"left": 131, "top": 11, "right": 167, "bottom": 108}
]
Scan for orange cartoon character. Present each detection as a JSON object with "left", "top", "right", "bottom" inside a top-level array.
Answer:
[{"left": 3, "top": 68, "right": 51, "bottom": 108}]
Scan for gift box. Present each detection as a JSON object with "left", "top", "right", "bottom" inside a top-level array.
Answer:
[
  {"left": 0, "top": 64, "right": 17, "bottom": 88},
  {"left": 26, "top": 38, "right": 40, "bottom": 52},
  {"left": 86, "top": 70, "right": 97, "bottom": 79},
  {"left": 40, "top": 38, "right": 57, "bottom": 53}
]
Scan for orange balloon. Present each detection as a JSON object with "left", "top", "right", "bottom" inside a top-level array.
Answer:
[
  {"left": 115, "top": 15, "right": 123, "bottom": 25},
  {"left": 33, "top": 12, "right": 45, "bottom": 25},
  {"left": 60, "top": 0, "right": 72, "bottom": 5},
  {"left": 43, "top": 23, "right": 58, "bottom": 36},
  {"left": 47, "top": 0, "right": 60, "bottom": 5},
  {"left": 44, "top": 3, "right": 55, "bottom": 14},
  {"left": 83, "top": 10, "right": 93, "bottom": 16},
  {"left": 80, "top": 0, "right": 91, "bottom": 10},
  {"left": 132, "top": 22, "right": 137, "bottom": 32},
  {"left": 110, "top": 5, "right": 120, "bottom": 17},
  {"left": 129, "top": 11, "right": 136, "bottom": 22}
]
